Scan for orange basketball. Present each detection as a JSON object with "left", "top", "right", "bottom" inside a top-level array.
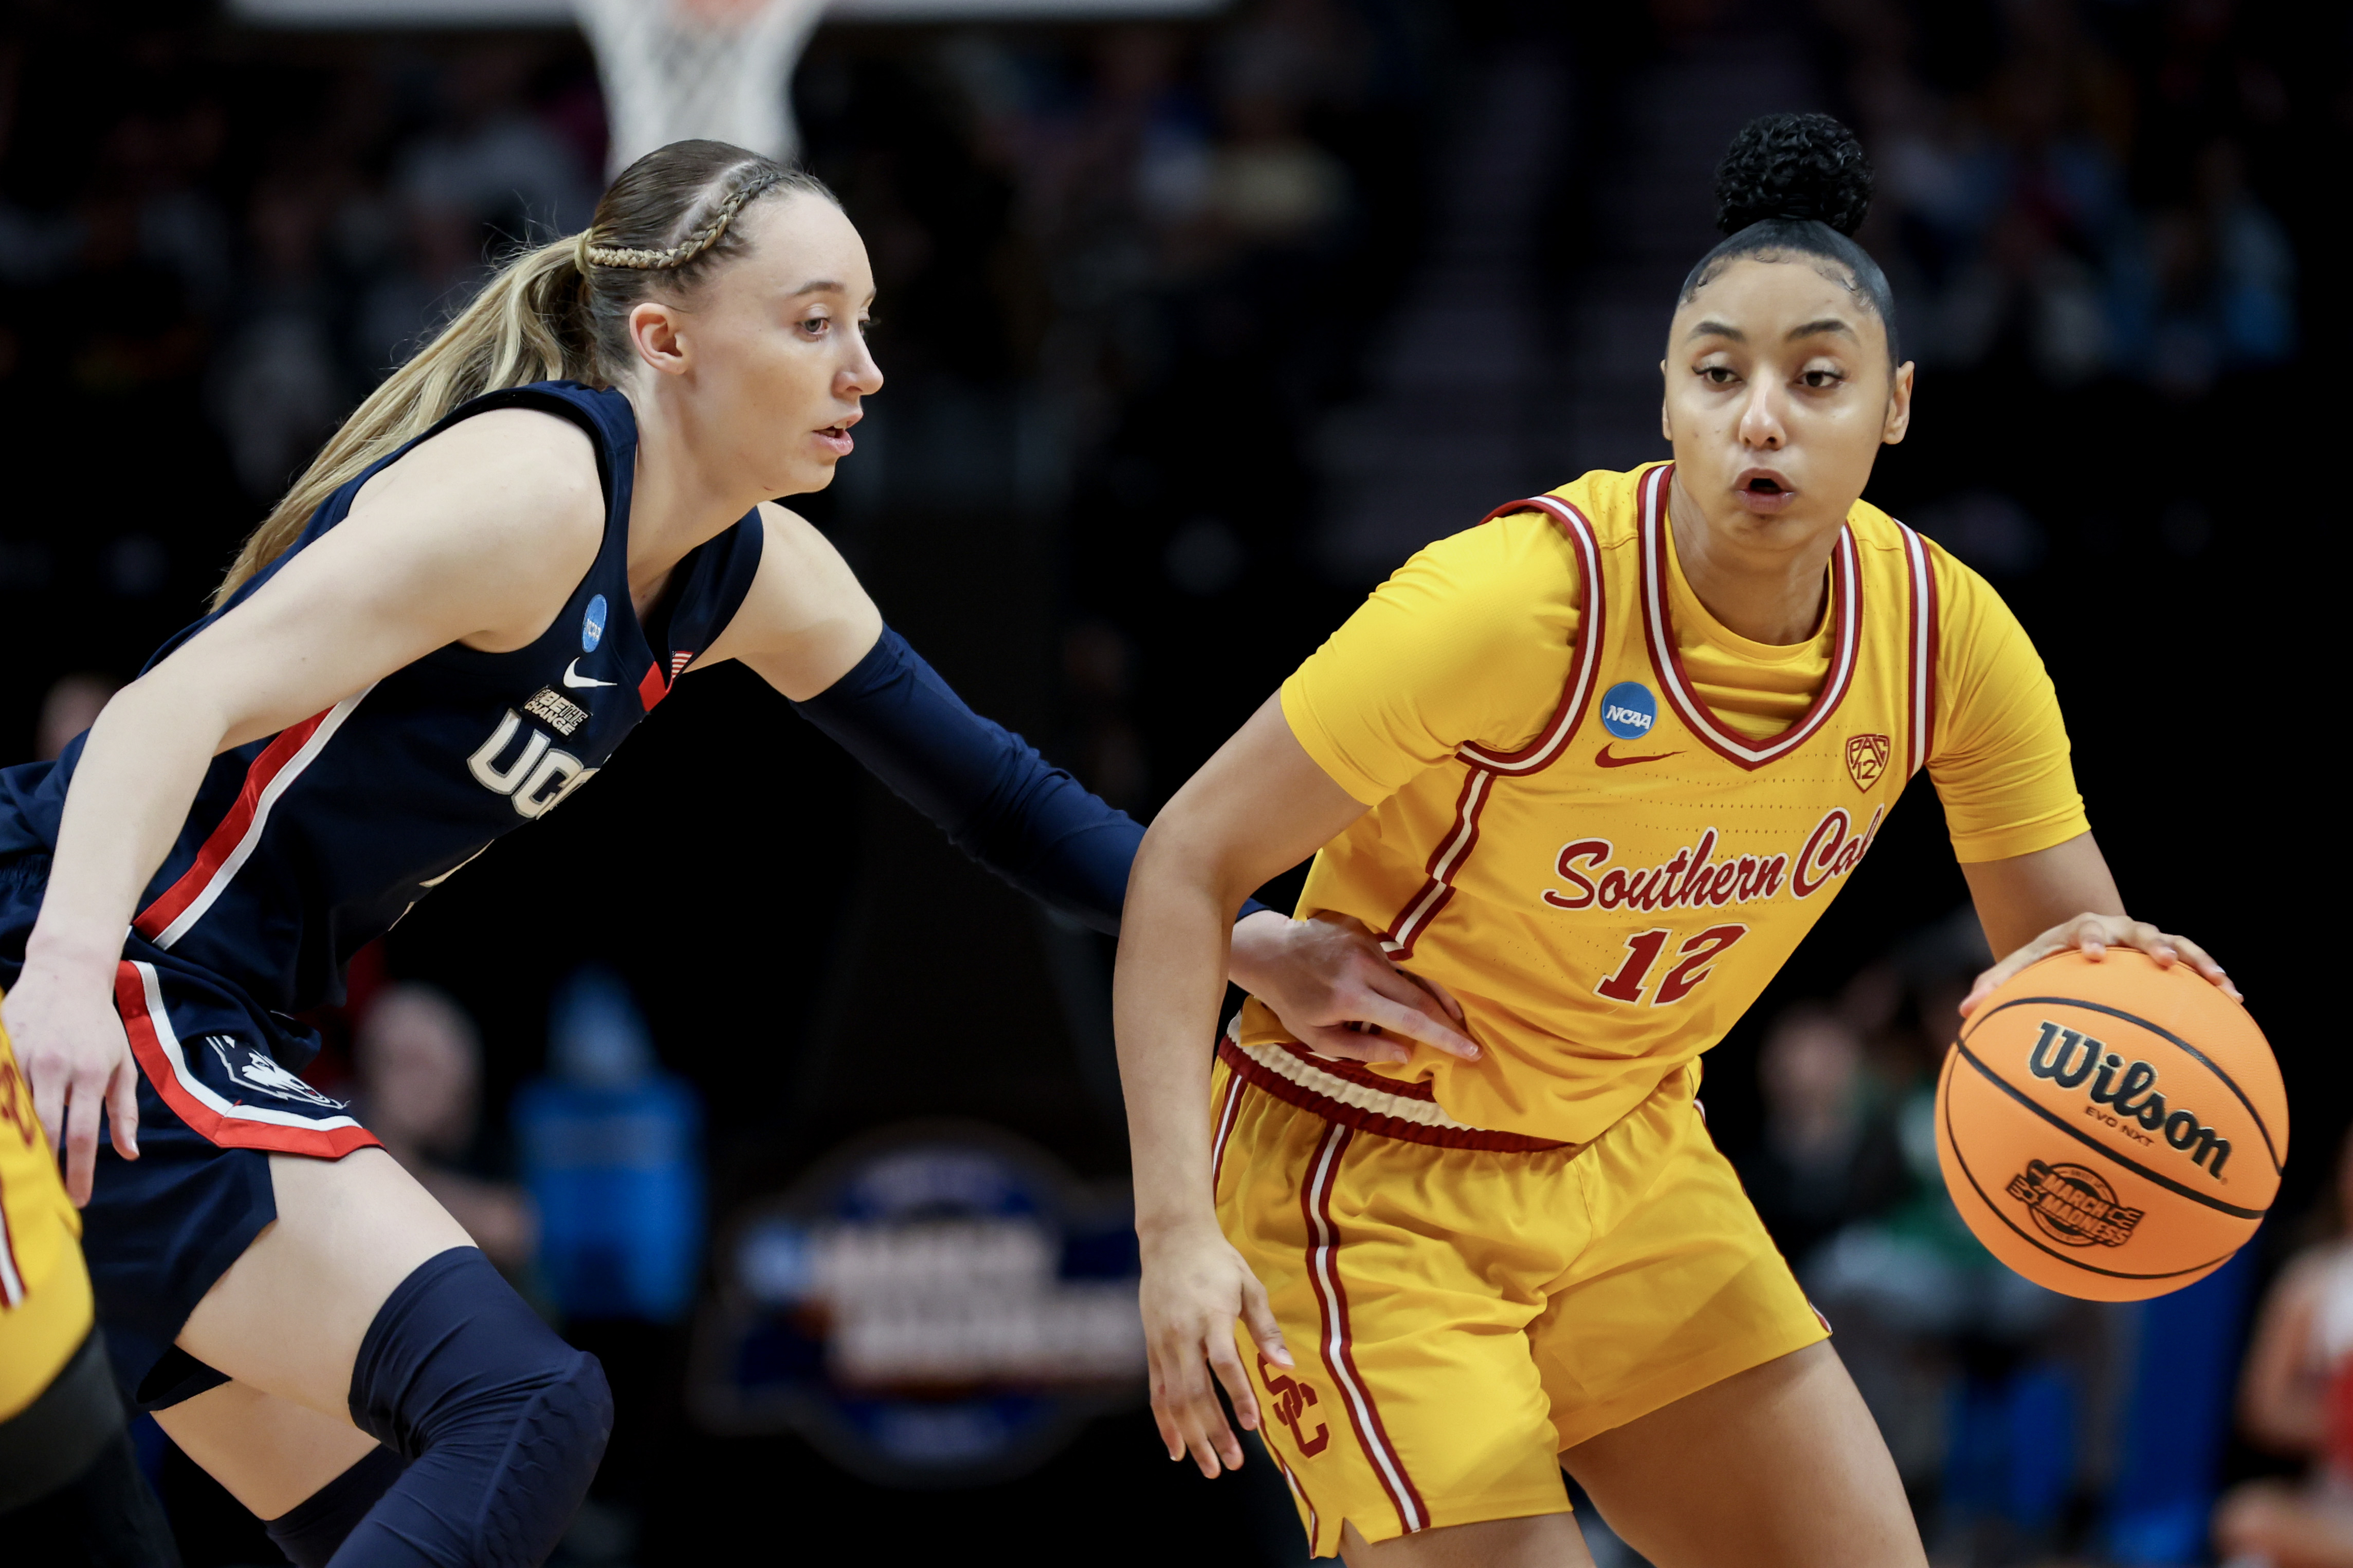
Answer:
[{"left": 1935, "top": 948, "right": 2285, "bottom": 1302}]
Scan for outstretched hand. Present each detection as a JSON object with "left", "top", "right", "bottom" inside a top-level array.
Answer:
[
  {"left": 1959, "top": 911, "right": 2239, "bottom": 1019},
  {"left": 1228, "top": 910, "right": 1478, "bottom": 1065},
  {"left": 1139, "top": 1220, "right": 1290, "bottom": 1477},
  {"left": 3, "top": 955, "right": 140, "bottom": 1206}
]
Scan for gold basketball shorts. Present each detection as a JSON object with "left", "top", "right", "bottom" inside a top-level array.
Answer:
[{"left": 1210, "top": 1039, "right": 1828, "bottom": 1556}]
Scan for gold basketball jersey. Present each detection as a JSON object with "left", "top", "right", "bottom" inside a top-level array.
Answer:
[{"left": 1237, "top": 462, "right": 1964, "bottom": 1145}]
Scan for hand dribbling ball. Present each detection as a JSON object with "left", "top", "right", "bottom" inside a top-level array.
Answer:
[{"left": 1935, "top": 948, "right": 2284, "bottom": 1302}]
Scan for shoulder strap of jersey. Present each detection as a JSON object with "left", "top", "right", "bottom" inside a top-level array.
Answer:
[
  {"left": 1455, "top": 493, "right": 1604, "bottom": 775},
  {"left": 636, "top": 511, "right": 766, "bottom": 711},
  {"left": 1894, "top": 520, "right": 1939, "bottom": 777},
  {"left": 1375, "top": 491, "right": 1603, "bottom": 960}
]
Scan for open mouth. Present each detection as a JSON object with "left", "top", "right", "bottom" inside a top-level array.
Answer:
[{"left": 1744, "top": 475, "right": 1786, "bottom": 495}]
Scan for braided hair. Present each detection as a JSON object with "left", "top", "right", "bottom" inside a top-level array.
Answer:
[{"left": 216, "top": 142, "right": 835, "bottom": 609}]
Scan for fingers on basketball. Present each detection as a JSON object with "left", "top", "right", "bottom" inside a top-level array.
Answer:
[{"left": 1938, "top": 949, "right": 2282, "bottom": 1303}]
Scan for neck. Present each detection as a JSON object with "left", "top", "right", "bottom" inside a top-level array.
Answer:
[
  {"left": 619, "top": 381, "right": 772, "bottom": 605},
  {"left": 1666, "top": 470, "right": 1842, "bottom": 646}
]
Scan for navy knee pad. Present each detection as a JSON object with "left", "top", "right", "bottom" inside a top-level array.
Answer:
[
  {"left": 337, "top": 1247, "right": 611, "bottom": 1568},
  {"left": 262, "top": 1445, "right": 403, "bottom": 1568}
]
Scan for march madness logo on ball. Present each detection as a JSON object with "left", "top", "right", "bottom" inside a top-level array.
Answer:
[
  {"left": 2006, "top": 1159, "right": 2145, "bottom": 1248},
  {"left": 1845, "top": 733, "right": 1889, "bottom": 790},
  {"left": 1600, "top": 682, "right": 1657, "bottom": 739}
]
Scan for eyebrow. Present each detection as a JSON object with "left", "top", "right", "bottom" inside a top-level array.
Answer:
[
  {"left": 791, "top": 280, "right": 846, "bottom": 296},
  {"left": 1687, "top": 319, "right": 1743, "bottom": 342},
  {"left": 1787, "top": 318, "right": 1858, "bottom": 341}
]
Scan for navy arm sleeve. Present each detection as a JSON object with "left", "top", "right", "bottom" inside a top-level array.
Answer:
[{"left": 793, "top": 628, "right": 1269, "bottom": 935}]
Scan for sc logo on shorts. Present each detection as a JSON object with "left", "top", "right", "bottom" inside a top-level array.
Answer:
[{"left": 1599, "top": 682, "right": 1658, "bottom": 739}]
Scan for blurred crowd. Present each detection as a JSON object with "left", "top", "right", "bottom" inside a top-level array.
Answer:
[
  {"left": 1818, "top": 0, "right": 2296, "bottom": 398},
  {"left": 0, "top": 0, "right": 2329, "bottom": 1563}
]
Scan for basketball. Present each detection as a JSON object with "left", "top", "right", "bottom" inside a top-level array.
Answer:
[{"left": 1936, "top": 949, "right": 2285, "bottom": 1302}]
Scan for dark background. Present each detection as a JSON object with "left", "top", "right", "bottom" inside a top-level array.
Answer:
[{"left": 0, "top": 0, "right": 2334, "bottom": 1562}]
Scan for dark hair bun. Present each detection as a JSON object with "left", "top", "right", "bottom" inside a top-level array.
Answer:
[{"left": 1714, "top": 113, "right": 1872, "bottom": 237}]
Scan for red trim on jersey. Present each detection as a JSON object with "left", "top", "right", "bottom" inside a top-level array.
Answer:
[
  {"left": 1457, "top": 496, "right": 1605, "bottom": 773},
  {"left": 1210, "top": 1066, "right": 1245, "bottom": 1196},
  {"left": 1301, "top": 1122, "right": 1428, "bottom": 1535},
  {"left": 1638, "top": 463, "right": 1861, "bottom": 770},
  {"left": 134, "top": 707, "right": 332, "bottom": 944},
  {"left": 1898, "top": 524, "right": 1938, "bottom": 776},
  {"left": 1218, "top": 1040, "right": 1570, "bottom": 1153},
  {"left": 114, "top": 962, "right": 379, "bottom": 1159},
  {"left": 1379, "top": 766, "right": 1492, "bottom": 960},
  {"left": 1377, "top": 492, "right": 1604, "bottom": 960},
  {"left": 638, "top": 648, "right": 698, "bottom": 713}
]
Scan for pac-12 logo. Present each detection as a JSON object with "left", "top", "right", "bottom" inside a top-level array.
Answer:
[
  {"left": 582, "top": 594, "right": 607, "bottom": 652},
  {"left": 1845, "top": 733, "right": 1890, "bottom": 791},
  {"left": 1600, "top": 682, "right": 1657, "bottom": 739}
]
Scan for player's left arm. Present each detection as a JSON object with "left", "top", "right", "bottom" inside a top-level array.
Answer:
[
  {"left": 1957, "top": 833, "right": 2237, "bottom": 1016},
  {"left": 694, "top": 505, "right": 1460, "bottom": 1032}
]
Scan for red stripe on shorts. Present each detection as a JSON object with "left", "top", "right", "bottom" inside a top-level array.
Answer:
[
  {"left": 1271, "top": 1443, "right": 1322, "bottom": 1546},
  {"left": 1299, "top": 1120, "right": 1428, "bottom": 1533},
  {"left": 114, "top": 962, "right": 379, "bottom": 1159},
  {"left": 1210, "top": 1067, "right": 1245, "bottom": 1197}
]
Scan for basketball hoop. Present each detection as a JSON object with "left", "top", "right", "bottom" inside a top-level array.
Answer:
[{"left": 574, "top": 0, "right": 831, "bottom": 176}]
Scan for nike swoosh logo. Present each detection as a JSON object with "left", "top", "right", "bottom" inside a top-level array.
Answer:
[
  {"left": 563, "top": 659, "right": 616, "bottom": 690},
  {"left": 1596, "top": 743, "right": 1680, "bottom": 768}
]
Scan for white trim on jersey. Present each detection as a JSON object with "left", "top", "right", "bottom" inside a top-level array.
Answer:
[
  {"left": 150, "top": 688, "right": 374, "bottom": 949},
  {"left": 126, "top": 962, "right": 368, "bottom": 1136},
  {"left": 1639, "top": 463, "right": 1861, "bottom": 768}
]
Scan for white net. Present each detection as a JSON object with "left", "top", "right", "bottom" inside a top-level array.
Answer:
[{"left": 574, "top": 0, "right": 832, "bottom": 176}]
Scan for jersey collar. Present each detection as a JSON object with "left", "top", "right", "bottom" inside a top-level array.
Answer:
[{"left": 1637, "top": 462, "right": 1861, "bottom": 770}]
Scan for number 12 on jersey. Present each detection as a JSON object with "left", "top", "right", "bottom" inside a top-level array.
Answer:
[{"left": 1595, "top": 925, "right": 1749, "bottom": 1006}]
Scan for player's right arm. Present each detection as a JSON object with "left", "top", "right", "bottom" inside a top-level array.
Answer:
[
  {"left": 1117, "top": 521, "right": 1560, "bottom": 1478},
  {"left": 1119, "top": 700, "right": 1422, "bottom": 1478},
  {"left": 5, "top": 409, "right": 605, "bottom": 1204}
]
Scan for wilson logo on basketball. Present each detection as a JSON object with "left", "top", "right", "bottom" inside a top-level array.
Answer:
[
  {"left": 2026, "top": 1021, "right": 2232, "bottom": 1178},
  {"left": 2006, "top": 1159, "right": 2145, "bottom": 1248},
  {"left": 1845, "top": 733, "right": 1889, "bottom": 791}
]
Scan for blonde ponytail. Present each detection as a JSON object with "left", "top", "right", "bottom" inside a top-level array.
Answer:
[{"left": 213, "top": 140, "right": 835, "bottom": 612}]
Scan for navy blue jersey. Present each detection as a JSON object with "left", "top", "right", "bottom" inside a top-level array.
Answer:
[{"left": 0, "top": 382, "right": 760, "bottom": 1019}]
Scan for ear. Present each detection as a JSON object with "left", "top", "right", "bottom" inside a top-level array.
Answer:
[
  {"left": 628, "top": 299, "right": 691, "bottom": 378},
  {"left": 1659, "top": 358, "right": 1672, "bottom": 443},
  {"left": 1881, "top": 361, "right": 1915, "bottom": 446}
]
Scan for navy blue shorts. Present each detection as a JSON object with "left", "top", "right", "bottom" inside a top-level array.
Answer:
[{"left": 2, "top": 863, "right": 380, "bottom": 1406}]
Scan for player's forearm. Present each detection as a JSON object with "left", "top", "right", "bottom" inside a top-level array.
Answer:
[
  {"left": 1115, "top": 823, "right": 1251, "bottom": 1238},
  {"left": 1960, "top": 831, "right": 2124, "bottom": 958},
  {"left": 27, "top": 678, "right": 230, "bottom": 976}
]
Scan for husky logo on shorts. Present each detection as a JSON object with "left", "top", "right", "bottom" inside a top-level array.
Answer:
[
  {"left": 1260, "top": 1356, "right": 1329, "bottom": 1456},
  {"left": 203, "top": 1035, "right": 348, "bottom": 1110}
]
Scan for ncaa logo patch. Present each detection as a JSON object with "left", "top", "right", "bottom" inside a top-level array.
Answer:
[
  {"left": 1599, "top": 682, "right": 1657, "bottom": 740},
  {"left": 582, "top": 595, "right": 608, "bottom": 652}
]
